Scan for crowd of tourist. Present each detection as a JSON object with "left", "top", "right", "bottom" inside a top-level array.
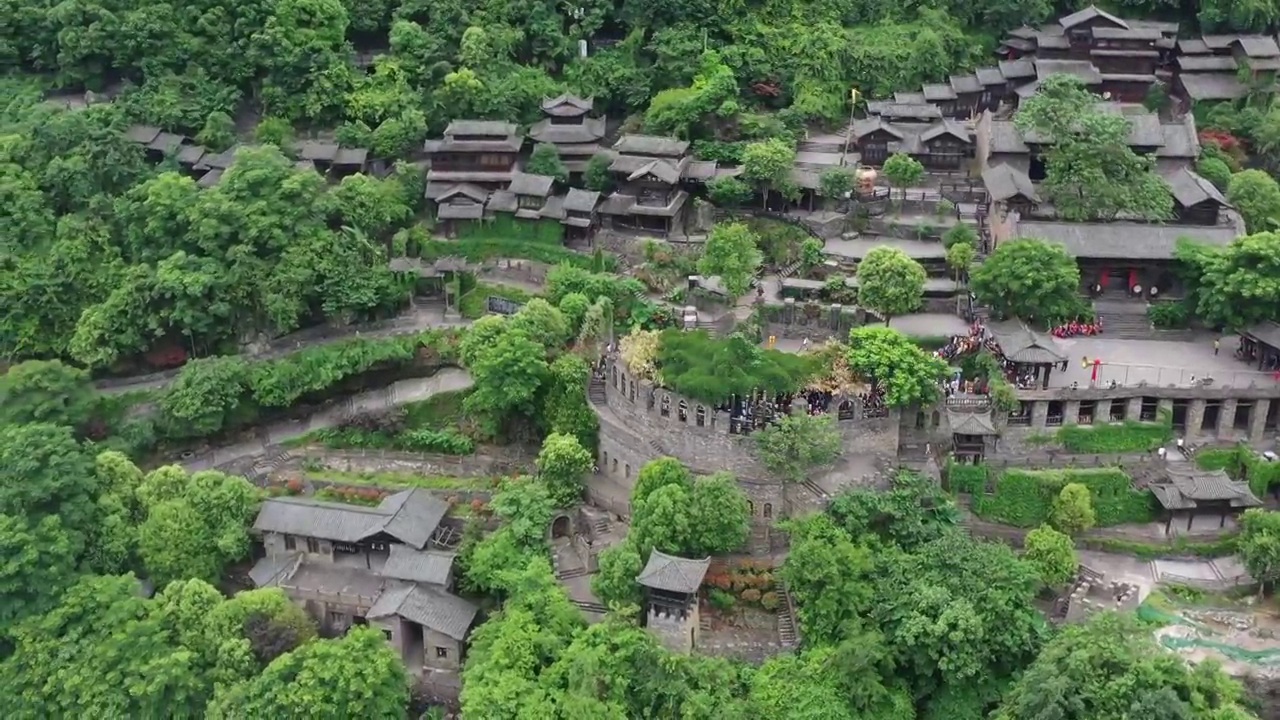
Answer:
[{"left": 1050, "top": 320, "right": 1102, "bottom": 338}]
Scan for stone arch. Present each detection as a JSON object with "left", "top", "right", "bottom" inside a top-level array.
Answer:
[
  {"left": 647, "top": 388, "right": 656, "bottom": 410},
  {"left": 931, "top": 410, "right": 940, "bottom": 427},
  {"left": 550, "top": 514, "right": 572, "bottom": 539},
  {"left": 838, "top": 399, "right": 855, "bottom": 421},
  {"left": 660, "top": 394, "right": 671, "bottom": 417},
  {"left": 748, "top": 500, "right": 755, "bottom": 516},
  {"left": 763, "top": 503, "right": 773, "bottom": 519},
  {"left": 629, "top": 379, "right": 636, "bottom": 402},
  {"left": 695, "top": 404, "right": 707, "bottom": 427},
  {"left": 625, "top": 463, "right": 631, "bottom": 478},
  {"left": 611, "top": 366, "right": 618, "bottom": 388},
  {"left": 916, "top": 411, "right": 925, "bottom": 429},
  {"left": 612, "top": 458, "right": 618, "bottom": 474},
  {"left": 678, "top": 399, "right": 689, "bottom": 422}
]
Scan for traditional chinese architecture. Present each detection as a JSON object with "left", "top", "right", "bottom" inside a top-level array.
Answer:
[
  {"left": 249, "top": 490, "right": 478, "bottom": 696},
  {"left": 1175, "top": 34, "right": 1280, "bottom": 103},
  {"left": 430, "top": 184, "right": 491, "bottom": 237},
  {"left": 423, "top": 120, "right": 524, "bottom": 192},
  {"left": 988, "top": 320, "right": 1067, "bottom": 390},
  {"left": 528, "top": 95, "right": 608, "bottom": 175},
  {"left": 559, "top": 187, "right": 602, "bottom": 241},
  {"left": 637, "top": 550, "right": 710, "bottom": 653},
  {"left": 947, "top": 400, "right": 999, "bottom": 463},
  {"left": 1149, "top": 466, "right": 1262, "bottom": 533},
  {"left": 598, "top": 134, "right": 718, "bottom": 237},
  {"left": 487, "top": 171, "right": 557, "bottom": 220},
  {"left": 850, "top": 116, "right": 974, "bottom": 171}
]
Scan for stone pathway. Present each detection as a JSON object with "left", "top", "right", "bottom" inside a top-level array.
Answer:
[
  {"left": 181, "top": 368, "right": 474, "bottom": 473},
  {"left": 96, "top": 302, "right": 470, "bottom": 395}
]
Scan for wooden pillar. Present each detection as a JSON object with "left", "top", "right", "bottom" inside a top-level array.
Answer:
[{"left": 1042, "top": 363, "right": 1052, "bottom": 390}]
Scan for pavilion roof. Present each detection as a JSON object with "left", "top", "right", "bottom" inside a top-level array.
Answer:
[
  {"left": 988, "top": 320, "right": 1067, "bottom": 364},
  {"left": 1150, "top": 466, "right": 1262, "bottom": 510},
  {"left": 636, "top": 550, "right": 710, "bottom": 594}
]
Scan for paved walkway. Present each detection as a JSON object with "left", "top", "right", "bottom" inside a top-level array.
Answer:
[
  {"left": 1076, "top": 549, "right": 1252, "bottom": 603},
  {"left": 96, "top": 303, "right": 470, "bottom": 395},
  {"left": 182, "top": 369, "right": 474, "bottom": 473}
]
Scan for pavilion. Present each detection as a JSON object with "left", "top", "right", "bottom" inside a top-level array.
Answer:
[
  {"left": 1149, "top": 465, "right": 1262, "bottom": 534},
  {"left": 1241, "top": 322, "right": 1280, "bottom": 372},
  {"left": 988, "top": 320, "right": 1067, "bottom": 389},
  {"left": 636, "top": 550, "right": 710, "bottom": 653}
]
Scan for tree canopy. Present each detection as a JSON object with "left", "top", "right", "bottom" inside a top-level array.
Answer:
[
  {"left": 1015, "top": 74, "right": 1172, "bottom": 221},
  {"left": 846, "top": 326, "right": 948, "bottom": 408},
  {"left": 856, "top": 246, "right": 926, "bottom": 324},
  {"left": 1177, "top": 232, "right": 1280, "bottom": 330},
  {"left": 697, "top": 223, "right": 763, "bottom": 298},
  {"left": 971, "top": 238, "right": 1083, "bottom": 323}
]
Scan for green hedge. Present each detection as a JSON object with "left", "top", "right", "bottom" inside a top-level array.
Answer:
[
  {"left": 973, "top": 467, "right": 1157, "bottom": 528},
  {"left": 454, "top": 215, "right": 564, "bottom": 244},
  {"left": 1056, "top": 416, "right": 1173, "bottom": 453},
  {"left": 415, "top": 238, "right": 613, "bottom": 271},
  {"left": 459, "top": 282, "right": 538, "bottom": 319},
  {"left": 947, "top": 461, "right": 989, "bottom": 494},
  {"left": 1082, "top": 533, "right": 1239, "bottom": 560},
  {"left": 1196, "top": 444, "right": 1280, "bottom": 498}
]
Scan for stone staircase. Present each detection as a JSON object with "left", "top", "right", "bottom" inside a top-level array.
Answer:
[
  {"left": 648, "top": 438, "right": 668, "bottom": 457},
  {"left": 802, "top": 479, "right": 829, "bottom": 501},
  {"left": 1092, "top": 300, "right": 1198, "bottom": 341},
  {"left": 556, "top": 566, "right": 591, "bottom": 581},
  {"left": 776, "top": 585, "right": 800, "bottom": 648},
  {"left": 778, "top": 258, "right": 804, "bottom": 279},
  {"left": 591, "top": 515, "right": 611, "bottom": 537},
  {"left": 249, "top": 449, "right": 293, "bottom": 481},
  {"left": 588, "top": 376, "right": 607, "bottom": 405},
  {"left": 572, "top": 599, "right": 608, "bottom": 615}
]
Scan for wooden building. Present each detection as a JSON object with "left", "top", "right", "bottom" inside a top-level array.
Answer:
[
  {"left": 423, "top": 120, "right": 524, "bottom": 192},
  {"left": 636, "top": 550, "right": 709, "bottom": 654},
  {"left": 528, "top": 95, "right": 607, "bottom": 174},
  {"left": 1175, "top": 35, "right": 1280, "bottom": 103},
  {"left": 1149, "top": 466, "right": 1262, "bottom": 534},
  {"left": 249, "top": 490, "right": 478, "bottom": 695},
  {"left": 559, "top": 188, "right": 602, "bottom": 241},
  {"left": 430, "top": 184, "right": 491, "bottom": 237},
  {"left": 850, "top": 117, "right": 974, "bottom": 171},
  {"left": 598, "top": 134, "right": 718, "bottom": 237}
]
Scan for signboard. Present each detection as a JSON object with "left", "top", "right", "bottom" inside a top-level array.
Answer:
[{"left": 487, "top": 296, "right": 525, "bottom": 316}]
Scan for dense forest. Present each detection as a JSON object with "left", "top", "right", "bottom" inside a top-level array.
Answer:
[{"left": 4, "top": 0, "right": 1280, "bottom": 718}]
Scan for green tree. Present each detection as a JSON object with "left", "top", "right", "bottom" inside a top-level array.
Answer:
[
  {"left": 741, "top": 137, "right": 796, "bottom": 207},
  {"left": 463, "top": 326, "right": 551, "bottom": 434},
  {"left": 557, "top": 292, "right": 592, "bottom": 334},
  {"left": 254, "top": 117, "right": 294, "bottom": 147},
  {"left": 1050, "top": 483, "right": 1096, "bottom": 535},
  {"left": 541, "top": 354, "right": 599, "bottom": 450},
  {"left": 750, "top": 648, "right": 857, "bottom": 720},
  {"left": 880, "top": 153, "right": 924, "bottom": 202},
  {"left": 536, "top": 432, "right": 593, "bottom": 507},
  {"left": 817, "top": 168, "right": 855, "bottom": 207},
  {"left": 1197, "top": 156, "right": 1233, "bottom": 191},
  {"left": 583, "top": 152, "right": 613, "bottom": 192},
  {"left": 525, "top": 143, "right": 569, "bottom": 183},
  {"left": 846, "top": 326, "right": 948, "bottom": 408},
  {"left": 686, "top": 472, "right": 750, "bottom": 556},
  {"left": 946, "top": 241, "right": 975, "bottom": 284},
  {"left": 213, "top": 626, "right": 409, "bottom": 719},
  {"left": 1015, "top": 74, "right": 1172, "bottom": 221},
  {"left": 755, "top": 412, "right": 843, "bottom": 482},
  {"left": 780, "top": 514, "right": 873, "bottom": 645},
  {"left": 855, "top": 246, "right": 925, "bottom": 324},
  {"left": 1237, "top": 508, "right": 1280, "bottom": 594},
  {"left": 800, "top": 237, "right": 825, "bottom": 268},
  {"left": 1227, "top": 169, "right": 1280, "bottom": 233},
  {"left": 995, "top": 613, "right": 1253, "bottom": 720},
  {"left": 196, "top": 110, "right": 238, "bottom": 152},
  {"left": 706, "top": 175, "right": 753, "bottom": 207},
  {"left": 160, "top": 356, "right": 250, "bottom": 438},
  {"left": 942, "top": 223, "right": 979, "bottom": 249},
  {"left": 632, "top": 457, "right": 694, "bottom": 506},
  {"left": 1022, "top": 525, "right": 1077, "bottom": 588},
  {"left": 591, "top": 538, "right": 645, "bottom": 610},
  {"left": 510, "top": 298, "right": 571, "bottom": 350},
  {"left": 136, "top": 465, "right": 259, "bottom": 586},
  {"left": 1178, "top": 233, "right": 1280, "bottom": 329},
  {"left": 697, "top": 223, "right": 762, "bottom": 298},
  {"left": 971, "top": 239, "right": 1082, "bottom": 323},
  {"left": 330, "top": 173, "right": 414, "bottom": 240},
  {"left": 0, "top": 359, "right": 96, "bottom": 429}
]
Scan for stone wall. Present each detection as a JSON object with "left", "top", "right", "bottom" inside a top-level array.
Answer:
[
  {"left": 760, "top": 301, "right": 864, "bottom": 342},
  {"left": 285, "top": 447, "right": 536, "bottom": 478},
  {"left": 647, "top": 605, "right": 698, "bottom": 654}
]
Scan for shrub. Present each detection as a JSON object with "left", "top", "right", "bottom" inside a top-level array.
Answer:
[
  {"left": 709, "top": 588, "right": 736, "bottom": 613},
  {"left": 973, "top": 468, "right": 1156, "bottom": 528},
  {"left": 396, "top": 428, "right": 475, "bottom": 454},
  {"left": 740, "top": 588, "right": 762, "bottom": 604},
  {"left": 948, "top": 462, "right": 988, "bottom": 494},
  {"left": 1147, "top": 302, "right": 1190, "bottom": 329},
  {"left": 759, "top": 591, "right": 780, "bottom": 611},
  {"left": 285, "top": 477, "right": 304, "bottom": 495},
  {"left": 1056, "top": 416, "right": 1172, "bottom": 453},
  {"left": 469, "top": 498, "right": 487, "bottom": 515}
]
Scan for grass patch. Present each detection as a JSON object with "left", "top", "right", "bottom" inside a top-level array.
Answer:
[
  {"left": 307, "top": 468, "right": 499, "bottom": 492},
  {"left": 458, "top": 282, "right": 538, "bottom": 319},
  {"left": 1056, "top": 414, "right": 1173, "bottom": 454},
  {"left": 455, "top": 215, "right": 565, "bottom": 244},
  {"left": 1081, "top": 533, "right": 1239, "bottom": 560},
  {"left": 973, "top": 467, "right": 1157, "bottom": 527},
  {"left": 402, "top": 389, "right": 469, "bottom": 430}
]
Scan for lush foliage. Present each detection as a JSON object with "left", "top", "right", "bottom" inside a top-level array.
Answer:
[
  {"left": 754, "top": 412, "right": 843, "bottom": 482},
  {"left": 697, "top": 223, "right": 763, "bottom": 298},
  {"left": 1056, "top": 415, "right": 1173, "bottom": 453},
  {"left": 1237, "top": 508, "right": 1280, "bottom": 591},
  {"left": 846, "top": 326, "right": 948, "bottom": 408},
  {"left": 1015, "top": 75, "right": 1172, "bottom": 221},
  {"left": 1023, "top": 525, "right": 1077, "bottom": 588},
  {"left": 1177, "top": 233, "right": 1280, "bottom": 330},
  {"left": 971, "top": 239, "right": 1082, "bottom": 323},
  {"left": 995, "top": 613, "right": 1254, "bottom": 719},
  {"left": 655, "top": 330, "right": 818, "bottom": 404},
  {"left": 974, "top": 468, "right": 1156, "bottom": 528},
  {"left": 535, "top": 432, "right": 594, "bottom": 507},
  {"left": 1050, "top": 482, "right": 1097, "bottom": 535},
  {"left": 631, "top": 470, "right": 751, "bottom": 558},
  {"left": 1226, "top": 169, "right": 1280, "bottom": 234},
  {"left": 856, "top": 246, "right": 926, "bottom": 323}
]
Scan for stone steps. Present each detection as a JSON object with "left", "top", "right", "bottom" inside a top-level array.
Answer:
[
  {"left": 556, "top": 566, "right": 591, "bottom": 581},
  {"left": 776, "top": 586, "right": 799, "bottom": 647},
  {"left": 573, "top": 599, "right": 608, "bottom": 614},
  {"left": 588, "top": 377, "right": 607, "bottom": 405},
  {"left": 250, "top": 449, "right": 293, "bottom": 481},
  {"left": 591, "top": 517, "right": 611, "bottom": 536},
  {"left": 802, "top": 479, "right": 828, "bottom": 500},
  {"left": 778, "top": 259, "right": 804, "bottom": 279}
]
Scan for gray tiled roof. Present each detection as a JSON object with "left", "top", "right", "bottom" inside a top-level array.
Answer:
[
  {"left": 920, "top": 118, "right": 971, "bottom": 143},
  {"left": 982, "top": 163, "right": 1040, "bottom": 203},
  {"left": 894, "top": 91, "right": 928, "bottom": 104},
  {"left": 295, "top": 141, "right": 339, "bottom": 162},
  {"left": 541, "top": 94, "right": 593, "bottom": 116},
  {"left": 1177, "top": 38, "right": 1211, "bottom": 54},
  {"left": 1059, "top": 5, "right": 1129, "bottom": 30},
  {"left": 446, "top": 120, "right": 518, "bottom": 137},
  {"left": 125, "top": 125, "right": 161, "bottom": 144},
  {"left": 1152, "top": 466, "right": 1262, "bottom": 510},
  {"left": 563, "top": 187, "right": 601, "bottom": 213},
  {"left": 196, "top": 169, "right": 224, "bottom": 188},
  {"left": 435, "top": 183, "right": 490, "bottom": 203},
  {"left": 249, "top": 552, "right": 300, "bottom": 587},
  {"left": 368, "top": 583, "right": 478, "bottom": 640},
  {"left": 176, "top": 145, "right": 207, "bottom": 165},
  {"left": 382, "top": 545, "right": 455, "bottom": 585},
  {"left": 438, "top": 203, "right": 486, "bottom": 220},
  {"left": 922, "top": 84, "right": 958, "bottom": 101},
  {"left": 528, "top": 117, "right": 606, "bottom": 144},
  {"left": 950, "top": 75, "right": 983, "bottom": 94},
  {"left": 1091, "top": 26, "right": 1162, "bottom": 40},
  {"left": 1160, "top": 167, "right": 1227, "bottom": 208},
  {"left": 999, "top": 59, "right": 1036, "bottom": 80},
  {"left": 636, "top": 550, "right": 711, "bottom": 593},
  {"left": 613, "top": 134, "right": 689, "bottom": 157},
  {"left": 988, "top": 320, "right": 1066, "bottom": 364},
  {"left": 1015, "top": 220, "right": 1239, "bottom": 260},
  {"left": 1235, "top": 35, "right": 1280, "bottom": 57},
  {"left": 852, "top": 117, "right": 905, "bottom": 141},
  {"left": 252, "top": 489, "right": 447, "bottom": 549},
  {"left": 147, "top": 132, "right": 184, "bottom": 154},
  {"left": 333, "top": 147, "right": 368, "bottom": 166},
  {"left": 1178, "top": 56, "right": 1238, "bottom": 72},
  {"left": 611, "top": 156, "right": 684, "bottom": 184},
  {"left": 1035, "top": 59, "right": 1103, "bottom": 84},
  {"left": 1179, "top": 73, "right": 1249, "bottom": 101},
  {"left": 508, "top": 171, "right": 555, "bottom": 197},
  {"left": 1035, "top": 34, "right": 1071, "bottom": 50},
  {"left": 1246, "top": 321, "right": 1280, "bottom": 349},
  {"left": 947, "top": 409, "right": 998, "bottom": 435},
  {"left": 976, "top": 67, "right": 1007, "bottom": 86},
  {"left": 865, "top": 102, "right": 943, "bottom": 120}
]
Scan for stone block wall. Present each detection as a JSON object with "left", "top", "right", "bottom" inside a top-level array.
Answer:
[{"left": 647, "top": 605, "right": 697, "bottom": 654}]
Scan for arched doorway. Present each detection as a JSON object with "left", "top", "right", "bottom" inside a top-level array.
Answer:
[{"left": 550, "top": 515, "right": 572, "bottom": 539}]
